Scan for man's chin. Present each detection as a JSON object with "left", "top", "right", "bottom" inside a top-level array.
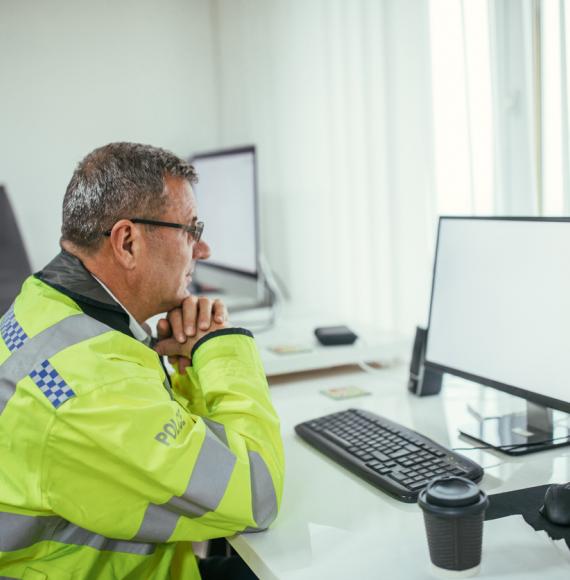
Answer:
[
  {"left": 176, "top": 287, "right": 192, "bottom": 306},
  {"left": 157, "top": 289, "right": 191, "bottom": 314}
]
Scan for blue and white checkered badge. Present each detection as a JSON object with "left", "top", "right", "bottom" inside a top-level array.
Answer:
[
  {"left": 0, "top": 305, "right": 28, "bottom": 352},
  {"left": 29, "top": 360, "right": 76, "bottom": 409}
]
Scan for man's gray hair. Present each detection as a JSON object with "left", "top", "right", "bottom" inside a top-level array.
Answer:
[{"left": 61, "top": 142, "right": 197, "bottom": 251}]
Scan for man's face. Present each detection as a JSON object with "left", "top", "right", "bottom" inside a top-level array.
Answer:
[{"left": 141, "top": 175, "right": 210, "bottom": 313}]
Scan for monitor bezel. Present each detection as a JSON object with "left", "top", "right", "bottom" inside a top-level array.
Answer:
[
  {"left": 424, "top": 215, "right": 570, "bottom": 414},
  {"left": 190, "top": 145, "right": 260, "bottom": 280}
]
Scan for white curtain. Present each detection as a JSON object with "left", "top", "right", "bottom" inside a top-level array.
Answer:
[
  {"left": 541, "top": 0, "right": 570, "bottom": 214},
  {"left": 429, "top": 0, "right": 495, "bottom": 214},
  {"left": 429, "top": 0, "right": 539, "bottom": 216},
  {"left": 212, "top": 0, "right": 436, "bottom": 335}
]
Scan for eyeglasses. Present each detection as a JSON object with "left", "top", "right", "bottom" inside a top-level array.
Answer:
[{"left": 104, "top": 218, "right": 204, "bottom": 243}]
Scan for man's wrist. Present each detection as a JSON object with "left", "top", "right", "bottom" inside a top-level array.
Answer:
[{"left": 190, "top": 327, "right": 254, "bottom": 363}]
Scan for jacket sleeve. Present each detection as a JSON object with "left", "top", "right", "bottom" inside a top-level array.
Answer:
[{"left": 42, "top": 330, "right": 285, "bottom": 543}]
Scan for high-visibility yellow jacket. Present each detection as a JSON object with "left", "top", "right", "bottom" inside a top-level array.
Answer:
[{"left": 0, "top": 251, "right": 285, "bottom": 579}]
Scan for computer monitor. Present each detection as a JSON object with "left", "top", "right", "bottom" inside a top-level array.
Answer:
[
  {"left": 189, "top": 146, "right": 263, "bottom": 307},
  {"left": 424, "top": 217, "right": 570, "bottom": 455}
]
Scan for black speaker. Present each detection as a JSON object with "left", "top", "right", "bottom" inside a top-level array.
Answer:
[{"left": 408, "top": 326, "right": 443, "bottom": 397}]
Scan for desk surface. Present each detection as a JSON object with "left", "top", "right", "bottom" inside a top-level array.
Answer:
[
  {"left": 239, "top": 311, "right": 408, "bottom": 376},
  {"left": 229, "top": 365, "right": 570, "bottom": 579}
]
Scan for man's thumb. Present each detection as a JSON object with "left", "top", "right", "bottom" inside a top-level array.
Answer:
[{"left": 153, "top": 337, "right": 182, "bottom": 357}]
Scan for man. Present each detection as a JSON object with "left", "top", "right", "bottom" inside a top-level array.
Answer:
[{"left": 0, "top": 143, "right": 285, "bottom": 579}]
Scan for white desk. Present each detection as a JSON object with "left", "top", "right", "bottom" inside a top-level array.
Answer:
[
  {"left": 234, "top": 309, "right": 409, "bottom": 376},
  {"left": 229, "top": 365, "right": 570, "bottom": 579}
]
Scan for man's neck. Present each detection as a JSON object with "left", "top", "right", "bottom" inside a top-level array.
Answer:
[
  {"left": 91, "top": 274, "right": 151, "bottom": 343},
  {"left": 87, "top": 268, "right": 151, "bottom": 325},
  {"left": 61, "top": 242, "right": 151, "bottom": 324}
]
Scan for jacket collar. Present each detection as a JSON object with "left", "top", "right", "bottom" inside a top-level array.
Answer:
[{"left": 35, "top": 250, "right": 133, "bottom": 337}]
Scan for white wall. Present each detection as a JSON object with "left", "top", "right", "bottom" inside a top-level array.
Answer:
[{"left": 0, "top": 0, "right": 220, "bottom": 269}]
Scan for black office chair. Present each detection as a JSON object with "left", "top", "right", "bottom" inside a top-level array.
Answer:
[{"left": 0, "top": 185, "right": 32, "bottom": 315}]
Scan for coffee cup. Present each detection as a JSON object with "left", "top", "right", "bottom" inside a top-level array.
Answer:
[{"left": 418, "top": 476, "right": 489, "bottom": 578}]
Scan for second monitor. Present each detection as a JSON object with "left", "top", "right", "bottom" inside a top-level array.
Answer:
[{"left": 190, "top": 145, "right": 265, "bottom": 308}]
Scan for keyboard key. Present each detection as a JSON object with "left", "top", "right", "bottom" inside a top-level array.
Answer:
[
  {"left": 367, "top": 463, "right": 387, "bottom": 473},
  {"left": 405, "top": 444, "right": 421, "bottom": 453},
  {"left": 388, "top": 471, "right": 408, "bottom": 483},
  {"left": 388, "top": 449, "right": 411, "bottom": 460},
  {"left": 323, "top": 430, "right": 351, "bottom": 448},
  {"left": 409, "top": 480, "right": 429, "bottom": 490},
  {"left": 371, "top": 450, "right": 390, "bottom": 462}
]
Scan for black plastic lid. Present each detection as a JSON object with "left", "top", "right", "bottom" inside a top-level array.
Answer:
[{"left": 425, "top": 476, "right": 481, "bottom": 508}]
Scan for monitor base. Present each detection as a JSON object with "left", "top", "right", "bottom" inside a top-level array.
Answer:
[{"left": 459, "top": 401, "right": 570, "bottom": 455}]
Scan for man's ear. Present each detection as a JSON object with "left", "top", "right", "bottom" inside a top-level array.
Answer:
[{"left": 108, "top": 220, "right": 140, "bottom": 270}]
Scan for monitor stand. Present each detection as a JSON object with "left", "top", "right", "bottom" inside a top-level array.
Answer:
[{"left": 459, "top": 401, "right": 570, "bottom": 455}]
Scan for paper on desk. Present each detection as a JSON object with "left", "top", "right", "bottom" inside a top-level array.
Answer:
[{"left": 480, "top": 515, "right": 570, "bottom": 579}]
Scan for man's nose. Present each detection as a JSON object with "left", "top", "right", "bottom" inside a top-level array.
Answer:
[{"left": 193, "top": 239, "right": 211, "bottom": 260}]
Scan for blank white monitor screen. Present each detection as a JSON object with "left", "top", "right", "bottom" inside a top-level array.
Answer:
[
  {"left": 425, "top": 218, "right": 570, "bottom": 410},
  {"left": 191, "top": 148, "right": 258, "bottom": 276}
]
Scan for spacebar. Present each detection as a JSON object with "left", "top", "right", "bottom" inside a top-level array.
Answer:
[{"left": 322, "top": 430, "right": 350, "bottom": 448}]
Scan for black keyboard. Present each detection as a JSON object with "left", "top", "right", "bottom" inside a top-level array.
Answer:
[{"left": 295, "top": 408, "right": 484, "bottom": 503}]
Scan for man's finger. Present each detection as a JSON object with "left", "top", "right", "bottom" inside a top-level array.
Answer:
[
  {"left": 167, "top": 308, "right": 186, "bottom": 343},
  {"left": 178, "top": 356, "right": 191, "bottom": 374},
  {"left": 213, "top": 299, "right": 228, "bottom": 324},
  {"left": 156, "top": 318, "right": 171, "bottom": 341},
  {"left": 154, "top": 337, "right": 185, "bottom": 357},
  {"left": 182, "top": 295, "right": 198, "bottom": 336},
  {"left": 197, "top": 296, "right": 212, "bottom": 330}
]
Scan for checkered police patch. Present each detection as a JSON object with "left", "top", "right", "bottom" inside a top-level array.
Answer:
[
  {"left": 29, "top": 360, "right": 76, "bottom": 408},
  {"left": 0, "top": 304, "right": 29, "bottom": 352}
]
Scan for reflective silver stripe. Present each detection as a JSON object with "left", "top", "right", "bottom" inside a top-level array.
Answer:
[
  {"left": 203, "top": 417, "right": 228, "bottom": 445},
  {"left": 0, "top": 512, "right": 155, "bottom": 555},
  {"left": 51, "top": 520, "right": 155, "bottom": 555},
  {"left": 171, "top": 423, "right": 237, "bottom": 516},
  {"left": 133, "top": 423, "right": 237, "bottom": 542},
  {"left": 0, "top": 512, "right": 60, "bottom": 551},
  {"left": 248, "top": 450, "right": 278, "bottom": 530},
  {"left": 131, "top": 502, "right": 181, "bottom": 544},
  {"left": 0, "top": 314, "right": 112, "bottom": 414}
]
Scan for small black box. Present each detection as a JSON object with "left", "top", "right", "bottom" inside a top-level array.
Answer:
[{"left": 314, "top": 325, "right": 358, "bottom": 346}]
